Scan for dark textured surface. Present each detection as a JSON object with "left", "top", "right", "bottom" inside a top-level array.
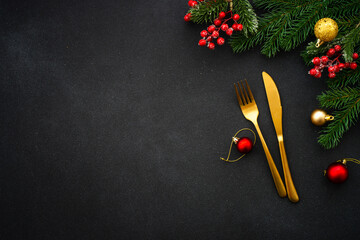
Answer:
[{"left": 1, "top": 0, "right": 360, "bottom": 239}]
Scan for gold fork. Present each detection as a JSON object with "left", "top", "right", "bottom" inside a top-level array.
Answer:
[{"left": 234, "top": 80, "right": 287, "bottom": 198}]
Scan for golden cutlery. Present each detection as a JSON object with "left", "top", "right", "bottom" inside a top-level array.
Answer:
[
  {"left": 262, "top": 72, "right": 299, "bottom": 203},
  {"left": 234, "top": 80, "right": 287, "bottom": 198}
]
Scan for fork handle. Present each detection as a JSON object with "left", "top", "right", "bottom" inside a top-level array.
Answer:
[
  {"left": 254, "top": 123, "right": 287, "bottom": 198},
  {"left": 279, "top": 140, "right": 299, "bottom": 202}
]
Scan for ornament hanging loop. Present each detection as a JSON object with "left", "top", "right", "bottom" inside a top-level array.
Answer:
[
  {"left": 225, "top": 0, "right": 233, "bottom": 11},
  {"left": 315, "top": 39, "right": 324, "bottom": 48},
  {"left": 220, "top": 128, "right": 256, "bottom": 163},
  {"left": 325, "top": 115, "right": 334, "bottom": 121}
]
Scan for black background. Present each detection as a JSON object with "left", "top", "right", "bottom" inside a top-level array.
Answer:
[{"left": 1, "top": 0, "right": 360, "bottom": 239}]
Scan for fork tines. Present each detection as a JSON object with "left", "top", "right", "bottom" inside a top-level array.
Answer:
[{"left": 234, "top": 80, "right": 254, "bottom": 106}]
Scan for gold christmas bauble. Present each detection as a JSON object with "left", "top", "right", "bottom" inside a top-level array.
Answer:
[
  {"left": 314, "top": 18, "right": 338, "bottom": 47},
  {"left": 311, "top": 109, "right": 334, "bottom": 126}
]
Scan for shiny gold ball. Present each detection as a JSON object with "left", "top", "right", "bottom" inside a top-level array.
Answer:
[
  {"left": 311, "top": 109, "right": 334, "bottom": 126},
  {"left": 314, "top": 18, "right": 338, "bottom": 47}
]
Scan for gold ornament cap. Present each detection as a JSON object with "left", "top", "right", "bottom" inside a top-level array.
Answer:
[
  {"left": 314, "top": 18, "right": 338, "bottom": 48},
  {"left": 311, "top": 109, "right": 334, "bottom": 126}
]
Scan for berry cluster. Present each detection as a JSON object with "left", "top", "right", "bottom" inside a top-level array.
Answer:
[
  {"left": 309, "top": 45, "right": 358, "bottom": 79},
  {"left": 184, "top": 0, "right": 204, "bottom": 21},
  {"left": 198, "top": 11, "right": 243, "bottom": 50}
]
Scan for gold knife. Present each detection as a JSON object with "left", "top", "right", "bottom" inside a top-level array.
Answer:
[{"left": 262, "top": 72, "right": 299, "bottom": 203}]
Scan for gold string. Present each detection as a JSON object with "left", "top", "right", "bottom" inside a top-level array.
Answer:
[
  {"left": 220, "top": 128, "right": 256, "bottom": 163},
  {"left": 337, "top": 158, "right": 360, "bottom": 164}
]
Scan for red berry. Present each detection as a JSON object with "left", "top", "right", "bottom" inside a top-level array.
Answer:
[
  {"left": 328, "top": 72, "right": 336, "bottom": 78},
  {"left": 345, "top": 62, "right": 350, "bottom": 68},
  {"left": 208, "top": 42, "right": 215, "bottom": 50},
  {"left": 309, "top": 68, "right": 318, "bottom": 76},
  {"left": 327, "top": 48, "right": 335, "bottom": 57},
  {"left": 339, "top": 63, "right": 345, "bottom": 69},
  {"left": 220, "top": 24, "right": 229, "bottom": 31},
  {"left": 200, "top": 30, "right": 208, "bottom": 37},
  {"left": 314, "top": 71, "right": 322, "bottom": 78},
  {"left": 237, "top": 24, "right": 243, "bottom": 31},
  {"left": 321, "top": 56, "right": 328, "bottom": 64},
  {"left": 198, "top": 39, "right": 207, "bottom": 46},
  {"left": 334, "top": 45, "right": 341, "bottom": 52},
  {"left": 232, "top": 23, "right": 238, "bottom": 30},
  {"left": 312, "top": 57, "right": 321, "bottom": 65},
  {"left": 226, "top": 28, "right": 233, "bottom": 36},
  {"left": 214, "top": 19, "right": 222, "bottom": 26},
  {"left": 189, "top": 1, "right": 198, "bottom": 7},
  {"left": 328, "top": 66, "right": 335, "bottom": 72},
  {"left": 207, "top": 25, "right": 215, "bottom": 33},
  {"left": 353, "top": 53, "right": 359, "bottom": 60},
  {"left": 211, "top": 31, "right": 219, "bottom": 38},
  {"left": 233, "top": 14, "right": 240, "bottom": 21},
  {"left": 184, "top": 14, "right": 191, "bottom": 22},
  {"left": 350, "top": 62, "right": 358, "bottom": 70},
  {"left": 217, "top": 37, "right": 225, "bottom": 45},
  {"left": 188, "top": 1, "right": 193, "bottom": 6},
  {"left": 219, "top": 11, "right": 226, "bottom": 19},
  {"left": 334, "top": 65, "right": 340, "bottom": 73}
]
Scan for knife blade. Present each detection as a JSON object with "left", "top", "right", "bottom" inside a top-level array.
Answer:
[{"left": 262, "top": 71, "right": 299, "bottom": 203}]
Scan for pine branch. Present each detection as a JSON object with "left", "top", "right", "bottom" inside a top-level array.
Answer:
[
  {"left": 342, "top": 24, "right": 360, "bottom": 62},
  {"left": 318, "top": 87, "right": 360, "bottom": 109},
  {"left": 318, "top": 92, "right": 360, "bottom": 149},
  {"left": 232, "top": 0, "right": 258, "bottom": 37},
  {"left": 327, "top": 68, "right": 360, "bottom": 88},
  {"left": 188, "top": 0, "right": 228, "bottom": 24}
]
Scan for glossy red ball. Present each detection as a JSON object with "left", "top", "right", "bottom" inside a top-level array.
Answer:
[
  {"left": 233, "top": 14, "right": 240, "bottom": 21},
  {"left": 219, "top": 11, "right": 226, "bottom": 19},
  {"left": 214, "top": 19, "right": 222, "bottom": 26},
  {"left": 211, "top": 31, "right": 219, "bottom": 38},
  {"left": 184, "top": 14, "right": 191, "bottom": 22},
  {"left": 207, "top": 25, "right": 215, "bottom": 33},
  {"left": 350, "top": 62, "right": 358, "bottom": 70},
  {"left": 226, "top": 28, "right": 233, "bottom": 36},
  {"left": 236, "top": 137, "right": 253, "bottom": 154},
  {"left": 217, "top": 37, "right": 225, "bottom": 45},
  {"left": 312, "top": 57, "right": 321, "bottom": 65},
  {"left": 328, "top": 72, "right": 336, "bottom": 78},
  {"left": 321, "top": 56, "right": 329, "bottom": 64},
  {"left": 353, "top": 53, "right": 359, "bottom": 60},
  {"left": 220, "top": 24, "right": 229, "bottom": 31},
  {"left": 338, "top": 63, "right": 345, "bottom": 69},
  {"left": 200, "top": 30, "right": 208, "bottom": 37},
  {"left": 237, "top": 24, "right": 243, "bottom": 31},
  {"left": 328, "top": 66, "right": 335, "bottom": 72},
  {"left": 326, "top": 162, "right": 348, "bottom": 183},
  {"left": 198, "top": 39, "right": 207, "bottom": 46},
  {"left": 327, "top": 48, "right": 335, "bottom": 57},
  {"left": 334, "top": 45, "right": 341, "bottom": 52},
  {"left": 208, "top": 42, "right": 215, "bottom": 50}
]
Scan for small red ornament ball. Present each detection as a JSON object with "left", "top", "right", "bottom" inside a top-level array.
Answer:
[
  {"left": 233, "top": 14, "right": 240, "bottom": 21},
  {"left": 353, "top": 53, "right": 359, "bottom": 60},
  {"left": 221, "top": 24, "right": 229, "bottom": 31},
  {"left": 237, "top": 24, "right": 243, "bottom": 31},
  {"left": 309, "top": 68, "right": 318, "bottom": 76},
  {"left": 326, "top": 162, "right": 348, "bottom": 183},
  {"left": 350, "top": 62, "right": 358, "bottom": 70},
  {"left": 236, "top": 137, "right": 253, "bottom": 154},
  {"left": 200, "top": 30, "right": 208, "bottom": 37}
]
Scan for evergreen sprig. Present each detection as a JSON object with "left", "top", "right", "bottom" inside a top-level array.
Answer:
[
  {"left": 188, "top": 0, "right": 228, "bottom": 24},
  {"left": 232, "top": 0, "right": 258, "bottom": 37},
  {"left": 318, "top": 87, "right": 360, "bottom": 149}
]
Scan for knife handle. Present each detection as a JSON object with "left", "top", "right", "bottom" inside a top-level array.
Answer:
[
  {"left": 279, "top": 139, "right": 299, "bottom": 203},
  {"left": 254, "top": 122, "right": 287, "bottom": 198}
]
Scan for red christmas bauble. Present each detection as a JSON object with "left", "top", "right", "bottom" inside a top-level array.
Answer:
[
  {"left": 236, "top": 137, "right": 253, "bottom": 154},
  {"left": 326, "top": 162, "right": 348, "bottom": 183}
]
